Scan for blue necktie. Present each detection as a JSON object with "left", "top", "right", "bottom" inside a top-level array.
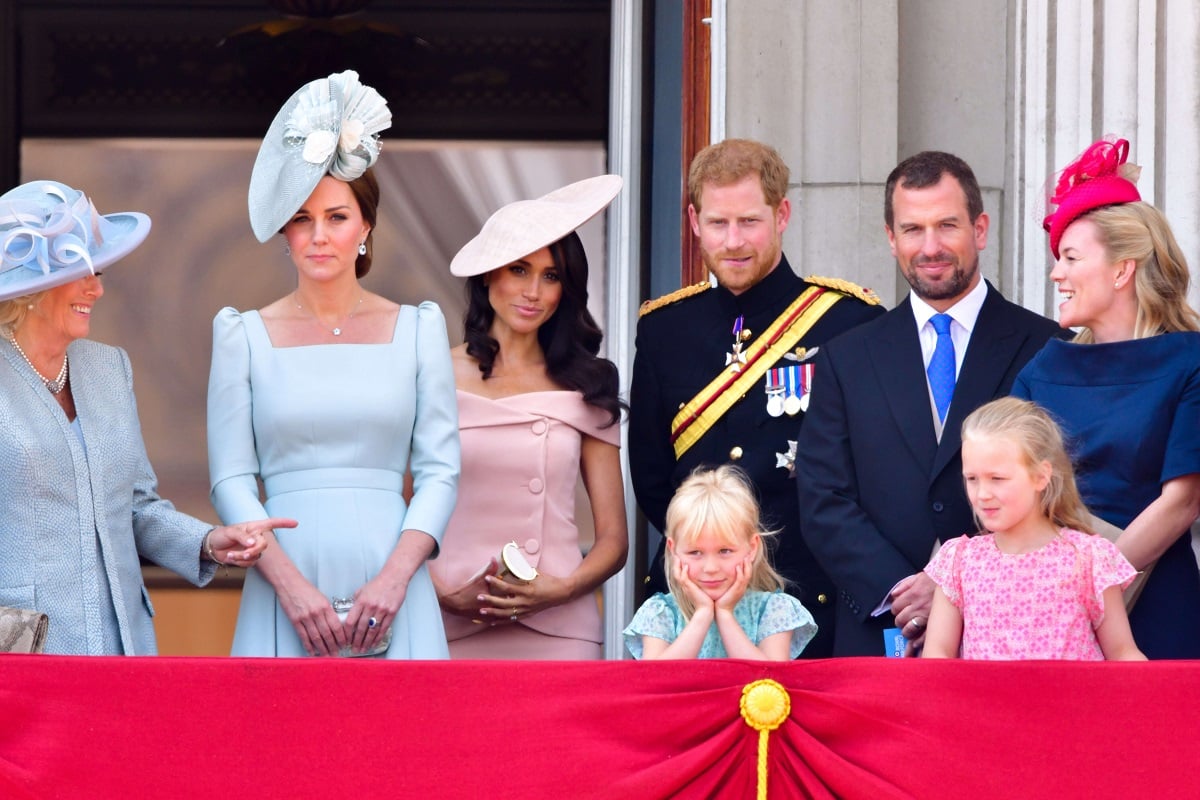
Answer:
[{"left": 927, "top": 313, "right": 956, "bottom": 423}]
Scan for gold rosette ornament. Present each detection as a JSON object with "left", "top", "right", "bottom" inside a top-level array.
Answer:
[{"left": 740, "top": 679, "right": 791, "bottom": 800}]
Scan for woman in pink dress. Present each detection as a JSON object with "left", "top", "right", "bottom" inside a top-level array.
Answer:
[
  {"left": 428, "top": 176, "right": 629, "bottom": 659},
  {"left": 922, "top": 397, "right": 1144, "bottom": 660}
]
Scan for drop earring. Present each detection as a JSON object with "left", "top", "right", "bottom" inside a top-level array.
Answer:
[
  {"left": 284, "top": 244, "right": 291, "bottom": 256},
  {"left": 358, "top": 242, "right": 367, "bottom": 256}
]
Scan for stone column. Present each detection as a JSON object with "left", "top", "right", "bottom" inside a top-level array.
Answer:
[
  {"left": 1012, "top": 0, "right": 1200, "bottom": 315},
  {"left": 722, "top": 0, "right": 1017, "bottom": 306},
  {"left": 723, "top": 0, "right": 900, "bottom": 301}
]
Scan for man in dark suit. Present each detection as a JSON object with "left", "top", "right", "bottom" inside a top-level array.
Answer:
[
  {"left": 797, "top": 151, "right": 1063, "bottom": 657},
  {"left": 629, "top": 139, "right": 884, "bottom": 657}
]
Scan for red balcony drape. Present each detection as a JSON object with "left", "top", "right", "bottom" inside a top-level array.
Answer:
[{"left": 1, "top": 655, "right": 1193, "bottom": 799}]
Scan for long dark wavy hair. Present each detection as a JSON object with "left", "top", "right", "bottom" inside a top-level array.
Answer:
[{"left": 463, "top": 231, "right": 625, "bottom": 426}]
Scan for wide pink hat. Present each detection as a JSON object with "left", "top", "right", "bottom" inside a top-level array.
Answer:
[
  {"left": 1043, "top": 137, "right": 1141, "bottom": 258},
  {"left": 450, "top": 175, "right": 622, "bottom": 277}
]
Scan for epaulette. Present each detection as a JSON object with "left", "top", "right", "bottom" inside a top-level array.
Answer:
[
  {"left": 805, "top": 275, "right": 882, "bottom": 306},
  {"left": 638, "top": 280, "right": 711, "bottom": 317}
]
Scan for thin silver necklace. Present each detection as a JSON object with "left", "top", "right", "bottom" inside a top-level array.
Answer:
[
  {"left": 293, "top": 290, "right": 364, "bottom": 337},
  {"left": 8, "top": 335, "right": 69, "bottom": 394}
]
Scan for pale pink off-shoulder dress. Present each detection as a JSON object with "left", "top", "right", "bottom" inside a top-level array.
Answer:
[{"left": 428, "top": 390, "right": 620, "bottom": 659}]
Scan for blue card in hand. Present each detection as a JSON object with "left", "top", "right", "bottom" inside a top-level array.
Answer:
[{"left": 884, "top": 627, "right": 908, "bottom": 658}]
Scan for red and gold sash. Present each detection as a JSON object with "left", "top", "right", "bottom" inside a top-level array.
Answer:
[{"left": 669, "top": 286, "right": 842, "bottom": 459}]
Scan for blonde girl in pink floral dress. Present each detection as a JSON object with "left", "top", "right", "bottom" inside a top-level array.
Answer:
[{"left": 922, "top": 398, "right": 1145, "bottom": 660}]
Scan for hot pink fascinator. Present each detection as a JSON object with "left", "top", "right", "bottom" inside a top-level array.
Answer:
[{"left": 1043, "top": 137, "right": 1142, "bottom": 258}]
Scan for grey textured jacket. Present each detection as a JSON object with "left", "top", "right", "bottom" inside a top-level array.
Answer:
[{"left": 0, "top": 338, "right": 214, "bottom": 655}]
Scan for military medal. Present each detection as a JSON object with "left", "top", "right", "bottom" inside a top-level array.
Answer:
[
  {"left": 783, "top": 365, "right": 802, "bottom": 415},
  {"left": 775, "top": 439, "right": 797, "bottom": 478},
  {"left": 764, "top": 368, "right": 786, "bottom": 417},
  {"left": 798, "top": 363, "right": 814, "bottom": 412},
  {"left": 725, "top": 315, "right": 748, "bottom": 372}
]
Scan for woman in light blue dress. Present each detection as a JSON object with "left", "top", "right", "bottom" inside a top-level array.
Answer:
[{"left": 207, "top": 71, "right": 459, "bottom": 658}]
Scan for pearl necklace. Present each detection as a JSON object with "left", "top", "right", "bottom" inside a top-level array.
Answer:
[
  {"left": 8, "top": 336, "right": 69, "bottom": 394},
  {"left": 293, "top": 290, "right": 364, "bottom": 337}
]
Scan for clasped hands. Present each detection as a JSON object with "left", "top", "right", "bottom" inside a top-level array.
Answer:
[
  {"left": 440, "top": 557, "right": 569, "bottom": 625},
  {"left": 285, "top": 568, "right": 408, "bottom": 657}
]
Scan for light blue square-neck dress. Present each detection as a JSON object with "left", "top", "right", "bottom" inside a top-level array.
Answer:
[{"left": 207, "top": 302, "right": 459, "bottom": 658}]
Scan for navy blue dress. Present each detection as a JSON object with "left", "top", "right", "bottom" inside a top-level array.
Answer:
[{"left": 1012, "top": 333, "right": 1200, "bottom": 659}]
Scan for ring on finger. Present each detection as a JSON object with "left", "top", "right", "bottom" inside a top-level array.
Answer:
[
  {"left": 910, "top": 617, "right": 925, "bottom": 629},
  {"left": 368, "top": 616, "right": 378, "bottom": 629}
]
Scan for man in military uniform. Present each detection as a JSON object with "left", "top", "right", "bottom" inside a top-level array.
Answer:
[{"left": 628, "top": 138, "right": 884, "bottom": 658}]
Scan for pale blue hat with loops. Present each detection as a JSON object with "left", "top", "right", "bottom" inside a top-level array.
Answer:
[{"left": 0, "top": 180, "right": 150, "bottom": 303}]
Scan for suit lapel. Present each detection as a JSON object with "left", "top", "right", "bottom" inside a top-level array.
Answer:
[
  {"left": 866, "top": 299, "right": 938, "bottom": 470},
  {"left": 930, "top": 286, "right": 1021, "bottom": 478}
]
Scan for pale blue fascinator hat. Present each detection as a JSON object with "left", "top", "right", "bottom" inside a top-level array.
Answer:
[
  {"left": 0, "top": 180, "right": 151, "bottom": 303},
  {"left": 248, "top": 70, "right": 392, "bottom": 242}
]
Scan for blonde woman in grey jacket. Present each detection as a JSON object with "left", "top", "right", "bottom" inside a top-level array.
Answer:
[{"left": 0, "top": 180, "right": 291, "bottom": 655}]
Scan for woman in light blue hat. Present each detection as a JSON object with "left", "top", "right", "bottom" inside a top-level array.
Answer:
[
  {"left": 207, "top": 71, "right": 460, "bottom": 658},
  {"left": 0, "top": 180, "right": 287, "bottom": 655}
]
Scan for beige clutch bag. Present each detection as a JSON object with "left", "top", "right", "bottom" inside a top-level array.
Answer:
[
  {"left": 1085, "top": 513, "right": 1153, "bottom": 611},
  {"left": 0, "top": 606, "right": 49, "bottom": 654}
]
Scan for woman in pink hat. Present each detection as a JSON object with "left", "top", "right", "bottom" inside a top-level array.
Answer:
[
  {"left": 1012, "top": 137, "right": 1200, "bottom": 658},
  {"left": 429, "top": 176, "right": 629, "bottom": 659}
]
